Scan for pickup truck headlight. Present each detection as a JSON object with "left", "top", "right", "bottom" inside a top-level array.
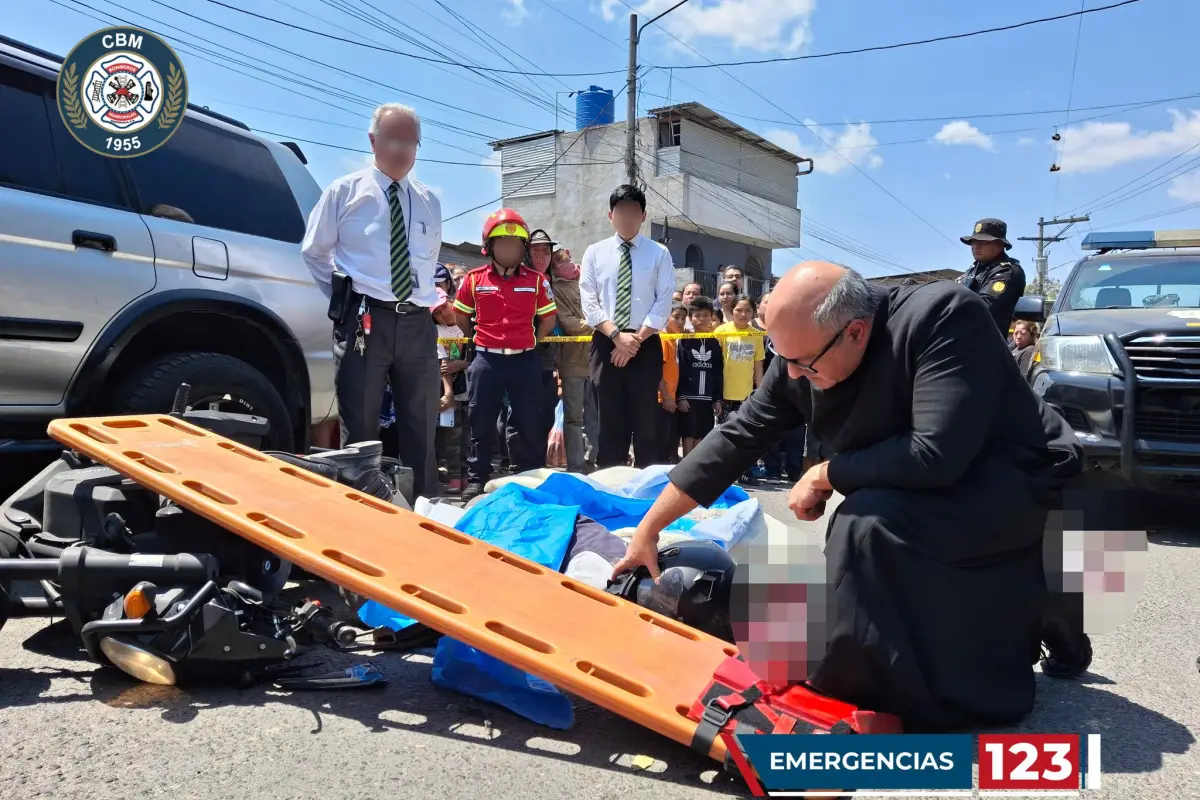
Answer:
[{"left": 1035, "top": 335, "right": 1118, "bottom": 375}]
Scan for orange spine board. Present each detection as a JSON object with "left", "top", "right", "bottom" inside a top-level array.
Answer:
[{"left": 48, "top": 415, "right": 737, "bottom": 761}]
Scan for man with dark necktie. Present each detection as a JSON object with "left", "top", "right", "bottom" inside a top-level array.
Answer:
[
  {"left": 301, "top": 103, "right": 443, "bottom": 498},
  {"left": 580, "top": 185, "right": 676, "bottom": 467}
]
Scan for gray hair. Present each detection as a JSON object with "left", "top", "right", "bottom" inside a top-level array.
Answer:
[
  {"left": 370, "top": 103, "right": 421, "bottom": 139},
  {"left": 812, "top": 268, "right": 878, "bottom": 331}
]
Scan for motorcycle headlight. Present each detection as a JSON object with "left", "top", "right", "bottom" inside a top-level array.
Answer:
[
  {"left": 100, "top": 635, "right": 176, "bottom": 685},
  {"left": 1036, "top": 335, "right": 1118, "bottom": 376}
]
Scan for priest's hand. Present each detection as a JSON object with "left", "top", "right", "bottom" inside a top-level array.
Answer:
[
  {"left": 789, "top": 462, "right": 834, "bottom": 522},
  {"left": 612, "top": 529, "right": 661, "bottom": 581}
]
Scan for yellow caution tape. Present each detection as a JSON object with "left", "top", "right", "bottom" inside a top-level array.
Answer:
[{"left": 436, "top": 330, "right": 766, "bottom": 346}]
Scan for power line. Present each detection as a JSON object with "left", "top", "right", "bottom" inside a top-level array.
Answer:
[
  {"left": 1069, "top": 140, "right": 1200, "bottom": 214},
  {"left": 443, "top": 81, "right": 632, "bottom": 222},
  {"left": 191, "top": 0, "right": 1144, "bottom": 77},
  {"left": 138, "top": 0, "right": 546, "bottom": 132},
  {"left": 194, "top": 0, "right": 615, "bottom": 77},
  {"left": 316, "top": 0, "right": 566, "bottom": 118},
  {"left": 650, "top": 0, "right": 1144, "bottom": 70},
  {"left": 618, "top": 0, "right": 958, "bottom": 250},
  {"left": 66, "top": 0, "right": 510, "bottom": 140},
  {"left": 249, "top": 128, "right": 622, "bottom": 167},
  {"left": 1051, "top": 0, "right": 1089, "bottom": 213},
  {"left": 637, "top": 90, "right": 1200, "bottom": 129},
  {"left": 1087, "top": 153, "right": 1200, "bottom": 214},
  {"left": 1094, "top": 199, "right": 1200, "bottom": 228}
]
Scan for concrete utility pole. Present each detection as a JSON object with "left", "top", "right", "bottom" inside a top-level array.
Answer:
[
  {"left": 1018, "top": 214, "right": 1089, "bottom": 294},
  {"left": 626, "top": 0, "right": 691, "bottom": 186}
]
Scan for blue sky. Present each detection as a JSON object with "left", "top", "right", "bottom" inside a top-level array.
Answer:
[{"left": 6, "top": 0, "right": 1200, "bottom": 283}]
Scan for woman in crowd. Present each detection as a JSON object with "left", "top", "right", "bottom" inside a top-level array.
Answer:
[
  {"left": 716, "top": 281, "right": 738, "bottom": 324},
  {"left": 1011, "top": 320, "right": 1040, "bottom": 381}
]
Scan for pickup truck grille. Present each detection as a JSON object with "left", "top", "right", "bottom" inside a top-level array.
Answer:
[
  {"left": 1123, "top": 332, "right": 1200, "bottom": 380},
  {"left": 1134, "top": 387, "right": 1200, "bottom": 444}
]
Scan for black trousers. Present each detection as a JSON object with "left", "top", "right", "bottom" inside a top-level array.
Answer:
[
  {"left": 334, "top": 301, "right": 438, "bottom": 499},
  {"left": 466, "top": 350, "right": 543, "bottom": 485},
  {"left": 501, "top": 370, "right": 558, "bottom": 469},
  {"left": 589, "top": 332, "right": 662, "bottom": 468}
]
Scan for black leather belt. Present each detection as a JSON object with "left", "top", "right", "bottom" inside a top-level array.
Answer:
[{"left": 364, "top": 297, "right": 428, "bottom": 314}]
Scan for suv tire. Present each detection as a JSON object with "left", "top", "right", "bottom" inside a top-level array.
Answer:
[{"left": 113, "top": 352, "right": 295, "bottom": 452}]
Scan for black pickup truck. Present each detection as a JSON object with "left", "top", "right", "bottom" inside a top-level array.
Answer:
[{"left": 1020, "top": 229, "right": 1200, "bottom": 497}]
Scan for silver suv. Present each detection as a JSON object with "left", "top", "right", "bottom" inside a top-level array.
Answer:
[{"left": 0, "top": 36, "right": 334, "bottom": 454}]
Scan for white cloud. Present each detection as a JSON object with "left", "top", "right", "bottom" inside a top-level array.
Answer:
[
  {"left": 1017, "top": 137, "right": 1036, "bottom": 146},
  {"left": 1057, "top": 109, "right": 1200, "bottom": 173},
  {"left": 1167, "top": 171, "right": 1200, "bottom": 203},
  {"left": 601, "top": 0, "right": 816, "bottom": 54},
  {"left": 765, "top": 121, "right": 883, "bottom": 175},
  {"left": 933, "top": 120, "right": 995, "bottom": 151},
  {"left": 944, "top": 172, "right": 951, "bottom": 180},
  {"left": 502, "top": 0, "right": 529, "bottom": 24}
]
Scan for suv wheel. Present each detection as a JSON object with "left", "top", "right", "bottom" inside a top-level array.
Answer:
[{"left": 113, "top": 352, "right": 295, "bottom": 451}]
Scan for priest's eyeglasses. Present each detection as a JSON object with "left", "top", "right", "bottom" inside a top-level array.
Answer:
[{"left": 766, "top": 322, "right": 850, "bottom": 375}]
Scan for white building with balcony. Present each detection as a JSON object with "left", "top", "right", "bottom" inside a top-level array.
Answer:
[{"left": 488, "top": 101, "right": 811, "bottom": 298}]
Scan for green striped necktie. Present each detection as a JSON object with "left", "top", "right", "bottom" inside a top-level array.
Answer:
[
  {"left": 615, "top": 240, "right": 633, "bottom": 330},
  {"left": 388, "top": 181, "right": 412, "bottom": 303}
]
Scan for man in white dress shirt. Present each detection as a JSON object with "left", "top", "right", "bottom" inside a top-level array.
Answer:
[
  {"left": 579, "top": 184, "right": 676, "bottom": 468},
  {"left": 301, "top": 103, "right": 443, "bottom": 499}
]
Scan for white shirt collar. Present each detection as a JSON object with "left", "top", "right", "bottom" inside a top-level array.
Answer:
[
  {"left": 371, "top": 166, "right": 410, "bottom": 195},
  {"left": 614, "top": 232, "right": 641, "bottom": 248}
]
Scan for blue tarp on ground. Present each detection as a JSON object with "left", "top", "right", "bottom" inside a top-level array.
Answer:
[{"left": 355, "top": 468, "right": 758, "bottom": 730}]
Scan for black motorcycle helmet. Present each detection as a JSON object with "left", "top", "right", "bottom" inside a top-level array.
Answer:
[{"left": 606, "top": 539, "right": 736, "bottom": 643}]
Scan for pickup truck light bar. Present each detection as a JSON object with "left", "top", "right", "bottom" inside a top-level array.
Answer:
[{"left": 1081, "top": 229, "right": 1200, "bottom": 251}]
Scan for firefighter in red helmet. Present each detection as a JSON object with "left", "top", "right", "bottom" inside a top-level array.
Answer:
[{"left": 454, "top": 209, "right": 558, "bottom": 500}]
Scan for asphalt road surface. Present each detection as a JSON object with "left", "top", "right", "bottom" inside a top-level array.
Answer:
[{"left": 1, "top": 483, "right": 1196, "bottom": 800}]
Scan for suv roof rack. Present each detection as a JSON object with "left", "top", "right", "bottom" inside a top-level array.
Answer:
[
  {"left": 0, "top": 33, "right": 251, "bottom": 132},
  {"left": 1081, "top": 229, "right": 1200, "bottom": 252}
]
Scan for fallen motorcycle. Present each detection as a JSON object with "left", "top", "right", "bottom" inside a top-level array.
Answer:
[{"left": 0, "top": 384, "right": 418, "bottom": 687}]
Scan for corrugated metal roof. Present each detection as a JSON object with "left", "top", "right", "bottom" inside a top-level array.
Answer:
[
  {"left": 488, "top": 130, "right": 560, "bottom": 149},
  {"left": 647, "top": 102, "right": 808, "bottom": 165}
]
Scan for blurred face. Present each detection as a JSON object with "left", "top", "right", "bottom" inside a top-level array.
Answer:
[
  {"left": 1013, "top": 324, "right": 1034, "bottom": 348},
  {"left": 731, "top": 299, "right": 754, "bottom": 327},
  {"left": 690, "top": 309, "right": 714, "bottom": 332},
  {"left": 769, "top": 316, "right": 871, "bottom": 391},
  {"left": 673, "top": 290, "right": 683, "bottom": 303},
  {"left": 609, "top": 199, "right": 646, "bottom": 240},
  {"left": 970, "top": 240, "right": 1005, "bottom": 263},
  {"left": 682, "top": 283, "right": 702, "bottom": 304},
  {"left": 758, "top": 294, "right": 769, "bottom": 324},
  {"left": 724, "top": 268, "right": 744, "bottom": 289},
  {"left": 490, "top": 236, "right": 526, "bottom": 269},
  {"left": 718, "top": 283, "right": 736, "bottom": 307},
  {"left": 433, "top": 303, "right": 456, "bottom": 325},
  {"left": 369, "top": 110, "right": 419, "bottom": 180},
  {"left": 667, "top": 307, "right": 687, "bottom": 333},
  {"left": 529, "top": 243, "right": 552, "bottom": 272},
  {"left": 451, "top": 266, "right": 467, "bottom": 288}
]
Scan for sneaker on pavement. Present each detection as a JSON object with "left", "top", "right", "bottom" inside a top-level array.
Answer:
[{"left": 460, "top": 483, "right": 484, "bottom": 502}]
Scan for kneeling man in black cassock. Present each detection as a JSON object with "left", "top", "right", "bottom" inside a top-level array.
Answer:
[{"left": 612, "top": 261, "right": 1083, "bottom": 732}]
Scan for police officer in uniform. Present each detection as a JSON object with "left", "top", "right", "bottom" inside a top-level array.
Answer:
[
  {"left": 454, "top": 209, "right": 558, "bottom": 501},
  {"left": 957, "top": 218, "right": 1027, "bottom": 336}
]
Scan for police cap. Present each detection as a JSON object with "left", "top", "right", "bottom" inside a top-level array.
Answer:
[{"left": 961, "top": 218, "right": 1012, "bottom": 249}]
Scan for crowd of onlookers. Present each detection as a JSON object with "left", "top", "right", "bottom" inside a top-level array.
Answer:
[
  {"left": 301, "top": 104, "right": 811, "bottom": 501},
  {"left": 388, "top": 260, "right": 805, "bottom": 495}
]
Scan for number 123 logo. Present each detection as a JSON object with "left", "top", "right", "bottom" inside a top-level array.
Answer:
[{"left": 978, "top": 734, "right": 1080, "bottom": 790}]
